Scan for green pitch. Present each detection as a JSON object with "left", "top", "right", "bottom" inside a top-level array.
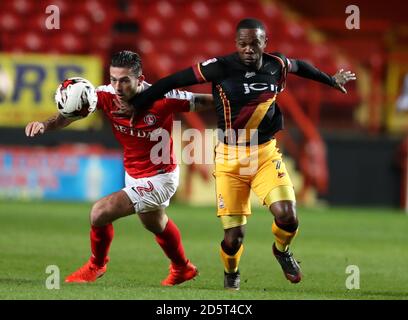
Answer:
[{"left": 0, "top": 201, "right": 407, "bottom": 300}]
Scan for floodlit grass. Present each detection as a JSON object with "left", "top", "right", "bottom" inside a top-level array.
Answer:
[{"left": 0, "top": 201, "right": 407, "bottom": 300}]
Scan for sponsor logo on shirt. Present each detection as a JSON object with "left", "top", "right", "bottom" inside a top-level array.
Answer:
[
  {"left": 113, "top": 123, "right": 163, "bottom": 139},
  {"left": 243, "top": 83, "right": 279, "bottom": 94}
]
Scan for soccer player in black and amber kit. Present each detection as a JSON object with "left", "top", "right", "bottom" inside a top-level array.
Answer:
[{"left": 116, "top": 18, "right": 356, "bottom": 290}]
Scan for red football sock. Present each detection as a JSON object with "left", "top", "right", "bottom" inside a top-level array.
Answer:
[
  {"left": 155, "top": 219, "right": 188, "bottom": 267},
  {"left": 90, "top": 224, "right": 114, "bottom": 267}
]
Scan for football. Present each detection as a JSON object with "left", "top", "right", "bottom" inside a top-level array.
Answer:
[{"left": 55, "top": 77, "right": 98, "bottom": 118}]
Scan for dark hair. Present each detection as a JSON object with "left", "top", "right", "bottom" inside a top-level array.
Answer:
[
  {"left": 110, "top": 50, "right": 142, "bottom": 76},
  {"left": 236, "top": 18, "right": 266, "bottom": 33}
]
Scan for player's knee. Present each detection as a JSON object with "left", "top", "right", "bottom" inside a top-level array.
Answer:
[
  {"left": 270, "top": 200, "right": 298, "bottom": 225},
  {"left": 139, "top": 210, "right": 168, "bottom": 234},
  {"left": 224, "top": 227, "right": 245, "bottom": 251},
  {"left": 142, "top": 219, "right": 166, "bottom": 234},
  {"left": 224, "top": 237, "right": 243, "bottom": 252},
  {"left": 90, "top": 200, "right": 113, "bottom": 226}
]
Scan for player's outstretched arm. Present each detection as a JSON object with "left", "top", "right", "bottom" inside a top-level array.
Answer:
[
  {"left": 25, "top": 113, "right": 76, "bottom": 137},
  {"left": 112, "top": 68, "right": 199, "bottom": 116},
  {"left": 289, "top": 59, "right": 356, "bottom": 94},
  {"left": 131, "top": 67, "right": 199, "bottom": 107},
  {"left": 111, "top": 92, "right": 214, "bottom": 121}
]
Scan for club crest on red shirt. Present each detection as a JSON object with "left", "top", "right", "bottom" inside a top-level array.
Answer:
[{"left": 144, "top": 114, "right": 157, "bottom": 126}]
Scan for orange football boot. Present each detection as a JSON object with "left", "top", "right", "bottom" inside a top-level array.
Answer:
[
  {"left": 161, "top": 260, "right": 198, "bottom": 286},
  {"left": 65, "top": 258, "right": 109, "bottom": 283}
]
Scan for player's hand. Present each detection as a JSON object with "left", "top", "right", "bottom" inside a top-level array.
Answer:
[
  {"left": 25, "top": 121, "right": 45, "bottom": 137},
  {"left": 333, "top": 69, "right": 356, "bottom": 94}
]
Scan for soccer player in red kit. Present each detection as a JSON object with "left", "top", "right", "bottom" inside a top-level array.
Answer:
[{"left": 25, "top": 50, "right": 213, "bottom": 286}]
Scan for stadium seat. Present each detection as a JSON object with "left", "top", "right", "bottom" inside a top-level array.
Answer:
[
  {"left": 137, "top": 37, "right": 155, "bottom": 56},
  {"left": 13, "top": 32, "right": 46, "bottom": 53},
  {"left": 0, "top": 34, "right": 16, "bottom": 52},
  {"left": 218, "top": 1, "right": 247, "bottom": 22},
  {"left": 39, "top": 0, "right": 72, "bottom": 16},
  {"left": 6, "top": 0, "right": 34, "bottom": 16},
  {"left": 187, "top": 1, "right": 211, "bottom": 21},
  {"left": 156, "top": 39, "right": 189, "bottom": 58},
  {"left": 172, "top": 18, "right": 200, "bottom": 38},
  {"left": 261, "top": 2, "right": 285, "bottom": 22},
  {"left": 283, "top": 21, "right": 308, "bottom": 43},
  {"left": 0, "top": 13, "right": 19, "bottom": 33},
  {"left": 154, "top": 53, "right": 175, "bottom": 74},
  {"left": 206, "top": 16, "right": 235, "bottom": 39},
  {"left": 62, "top": 15, "right": 92, "bottom": 35},
  {"left": 204, "top": 40, "right": 227, "bottom": 57},
  {"left": 50, "top": 33, "right": 86, "bottom": 54},
  {"left": 191, "top": 40, "right": 232, "bottom": 58},
  {"left": 140, "top": 16, "right": 166, "bottom": 38},
  {"left": 24, "top": 14, "right": 43, "bottom": 32},
  {"left": 146, "top": 0, "right": 176, "bottom": 20},
  {"left": 89, "top": 34, "right": 113, "bottom": 54},
  {"left": 72, "top": 0, "right": 116, "bottom": 34},
  {"left": 118, "top": 1, "right": 144, "bottom": 21}
]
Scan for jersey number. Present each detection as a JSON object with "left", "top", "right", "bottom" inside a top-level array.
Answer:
[{"left": 132, "top": 181, "right": 154, "bottom": 196}]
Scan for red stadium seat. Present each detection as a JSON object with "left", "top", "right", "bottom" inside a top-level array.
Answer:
[
  {"left": 13, "top": 32, "right": 46, "bottom": 53},
  {"left": 191, "top": 40, "right": 233, "bottom": 58},
  {"left": 7, "top": 0, "right": 34, "bottom": 16},
  {"left": 0, "top": 34, "right": 16, "bottom": 51},
  {"left": 205, "top": 40, "right": 228, "bottom": 56},
  {"left": 89, "top": 34, "right": 113, "bottom": 55},
  {"left": 156, "top": 39, "right": 189, "bottom": 58},
  {"left": 172, "top": 18, "right": 200, "bottom": 38},
  {"left": 0, "top": 13, "right": 19, "bottom": 33},
  {"left": 155, "top": 53, "right": 175, "bottom": 74},
  {"left": 140, "top": 16, "right": 166, "bottom": 38},
  {"left": 24, "top": 13, "right": 53, "bottom": 34},
  {"left": 206, "top": 16, "right": 235, "bottom": 39},
  {"left": 146, "top": 1, "right": 176, "bottom": 20},
  {"left": 62, "top": 15, "right": 92, "bottom": 35},
  {"left": 39, "top": 0, "right": 72, "bottom": 17},
  {"left": 188, "top": 1, "right": 211, "bottom": 20},
  {"left": 136, "top": 37, "right": 155, "bottom": 56},
  {"left": 49, "top": 33, "right": 86, "bottom": 54},
  {"left": 261, "top": 2, "right": 285, "bottom": 22},
  {"left": 119, "top": 1, "right": 144, "bottom": 21},
  {"left": 283, "top": 21, "right": 308, "bottom": 43},
  {"left": 70, "top": 0, "right": 115, "bottom": 35},
  {"left": 218, "top": 1, "right": 247, "bottom": 22}
]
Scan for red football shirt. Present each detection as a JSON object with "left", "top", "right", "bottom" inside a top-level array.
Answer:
[{"left": 96, "top": 85, "right": 191, "bottom": 178}]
